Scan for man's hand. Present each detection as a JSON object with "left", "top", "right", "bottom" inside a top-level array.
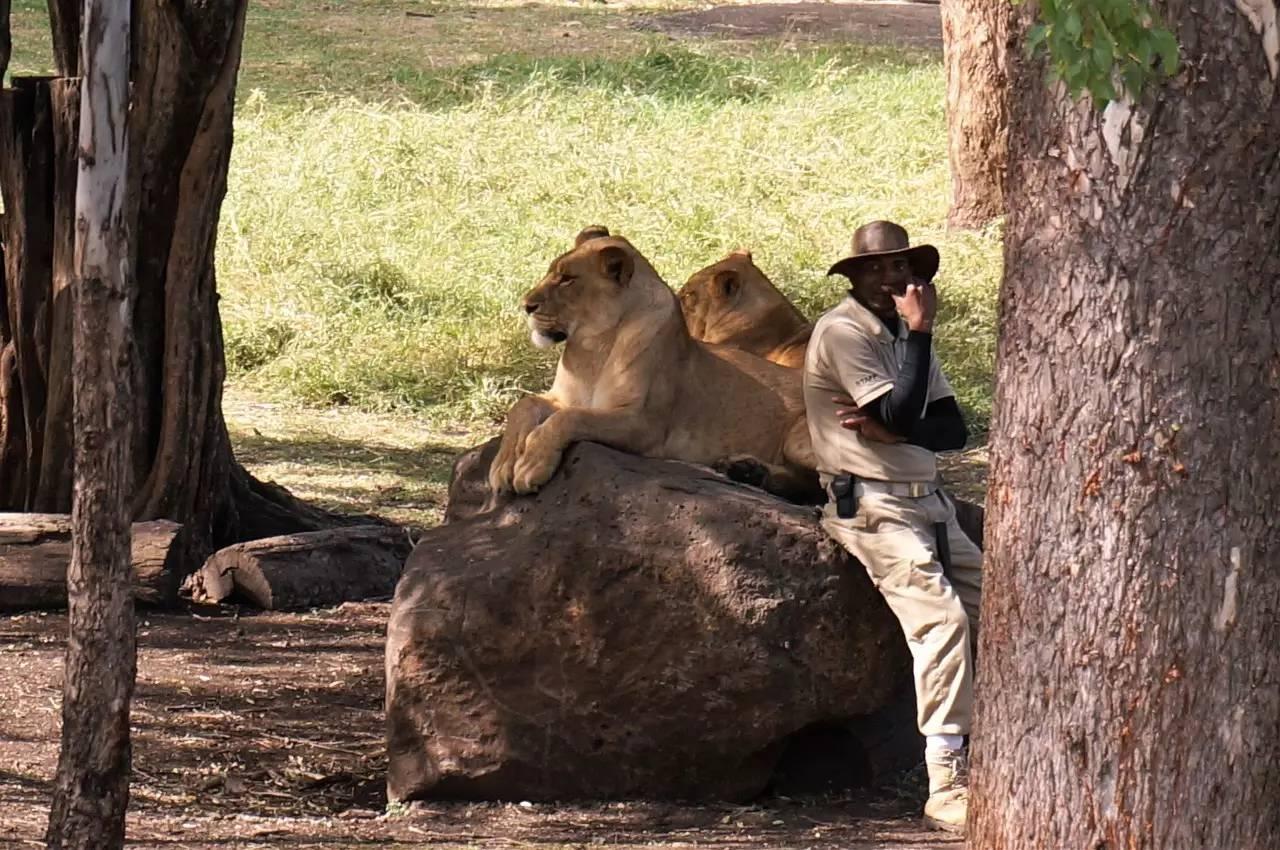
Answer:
[
  {"left": 892, "top": 279, "right": 937, "bottom": 333},
  {"left": 833, "top": 396, "right": 905, "bottom": 444}
]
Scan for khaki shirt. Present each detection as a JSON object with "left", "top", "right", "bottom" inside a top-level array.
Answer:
[{"left": 803, "top": 295, "right": 955, "bottom": 485}]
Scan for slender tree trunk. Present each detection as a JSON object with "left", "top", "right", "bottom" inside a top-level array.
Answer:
[
  {"left": 940, "top": 0, "right": 1009, "bottom": 230},
  {"left": 969, "top": 4, "right": 1280, "bottom": 849},
  {"left": 45, "top": 0, "right": 135, "bottom": 846},
  {"left": 47, "top": 0, "right": 80, "bottom": 76}
]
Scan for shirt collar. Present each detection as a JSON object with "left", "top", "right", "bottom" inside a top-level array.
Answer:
[{"left": 840, "top": 294, "right": 904, "bottom": 343}]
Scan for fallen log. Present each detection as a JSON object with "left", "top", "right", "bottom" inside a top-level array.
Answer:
[
  {"left": 0, "top": 513, "right": 192, "bottom": 610},
  {"left": 185, "top": 525, "right": 413, "bottom": 611}
]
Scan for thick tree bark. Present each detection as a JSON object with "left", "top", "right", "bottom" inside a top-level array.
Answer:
[
  {"left": 0, "top": 514, "right": 191, "bottom": 610},
  {"left": 125, "top": 0, "right": 248, "bottom": 542},
  {"left": 46, "top": 0, "right": 80, "bottom": 75},
  {"left": 0, "top": 77, "right": 60, "bottom": 509},
  {"left": 940, "top": 0, "right": 1009, "bottom": 230},
  {"left": 46, "top": 0, "right": 135, "bottom": 846},
  {"left": 38, "top": 77, "right": 78, "bottom": 511},
  {"left": 969, "top": 4, "right": 1280, "bottom": 849},
  {"left": 0, "top": 0, "right": 363, "bottom": 569}
]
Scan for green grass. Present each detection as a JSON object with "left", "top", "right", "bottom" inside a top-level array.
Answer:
[
  {"left": 222, "top": 43, "right": 1000, "bottom": 426},
  {"left": 4, "top": 0, "right": 55, "bottom": 80},
  {"left": 8, "top": 1, "right": 1002, "bottom": 430}
]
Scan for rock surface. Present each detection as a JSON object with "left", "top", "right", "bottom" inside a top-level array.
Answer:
[{"left": 387, "top": 441, "right": 929, "bottom": 801}]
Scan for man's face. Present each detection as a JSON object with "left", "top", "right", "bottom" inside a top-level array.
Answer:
[{"left": 848, "top": 255, "right": 913, "bottom": 317}]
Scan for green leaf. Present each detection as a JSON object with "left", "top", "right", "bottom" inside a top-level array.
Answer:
[
  {"left": 1025, "top": 0, "right": 1182, "bottom": 107},
  {"left": 1088, "top": 75, "right": 1117, "bottom": 104},
  {"left": 1092, "top": 38, "right": 1114, "bottom": 73},
  {"left": 1064, "top": 9, "right": 1084, "bottom": 38},
  {"left": 1135, "top": 38, "right": 1154, "bottom": 67},
  {"left": 1093, "top": 9, "right": 1118, "bottom": 44},
  {"left": 1026, "top": 23, "right": 1049, "bottom": 54},
  {"left": 1121, "top": 64, "right": 1145, "bottom": 96},
  {"left": 1151, "top": 28, "right": 1180, "bottom": 75},
  {"left": 1063, "top": 55, "right": 1090, "bottom": 97}
]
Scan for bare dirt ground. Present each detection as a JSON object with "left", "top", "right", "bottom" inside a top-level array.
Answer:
[
  {"left": 640, "top": 1, "right": 942, "bottom": 50},
  {"left": 1, "top": 605, "right": 961, "bottom": 849}
]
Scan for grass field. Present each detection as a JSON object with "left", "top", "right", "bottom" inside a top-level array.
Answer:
[{"left": 8, "top": 0, "right": 1001, "bottom": 433}]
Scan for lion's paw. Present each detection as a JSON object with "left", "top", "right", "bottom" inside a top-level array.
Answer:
[
  {"left": 713, "top": 455, "right": 771, "bottom": 489},
  {"left": 512, "top": 447, "right": 561, "bottom": 494},
  {"left": 488, "top": 442, "right": 520, "bottom": 495}
]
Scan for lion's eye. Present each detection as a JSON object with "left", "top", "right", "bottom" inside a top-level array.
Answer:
[{"left": 558, "top": 276, "right": 574, "bottom": 287}]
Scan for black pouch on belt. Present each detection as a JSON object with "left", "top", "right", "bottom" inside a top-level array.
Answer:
[{"left": 831, "top": 473, "right": 857, "bottom": 519}]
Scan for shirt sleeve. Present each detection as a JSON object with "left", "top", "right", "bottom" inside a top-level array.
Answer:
[
  {"left": 816, "top": 321, "right": 894, "bottom": 408},
  {"left": 927, "top": 352, "right": 955, "bottom": 403}
]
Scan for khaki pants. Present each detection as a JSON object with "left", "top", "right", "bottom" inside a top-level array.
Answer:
[{"left": 822, "top": 488, "right": 982, "bottom": 737}]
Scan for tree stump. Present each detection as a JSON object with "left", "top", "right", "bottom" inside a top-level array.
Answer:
[{"left": 184, "top": 525, "right": 413, "bottom": 611}]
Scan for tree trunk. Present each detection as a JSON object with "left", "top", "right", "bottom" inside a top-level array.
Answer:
[
  {"left": 969, "top": 4, "right": 1280, "bottom": 849},
  {"left": 0, "top": 514, "right": 191, "bottom": 610},
  {"left": 45, "top": 0, "right": 135, "bottom": 845},
  {"left": 46, "top": 0, "right": 80, "bottom": 76},
  {"left": 940, "top": 0, "right": 1009, "bottom": 230},
  {"left": 185, "top": 525, "right": 412, "bottom": 611},
  {"left": 0, "top": 0, "right": 362, "bottom": 569},
  {"left": 0, "top": 0, "right": 11, "bottom": 81},
  {"left": 0, "top": 76, "right": 74, "bottom": 509}
]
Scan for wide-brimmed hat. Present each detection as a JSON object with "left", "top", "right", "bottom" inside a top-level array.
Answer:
[{"left": 826, "top": 220, "right": 940, "bottom": 283}]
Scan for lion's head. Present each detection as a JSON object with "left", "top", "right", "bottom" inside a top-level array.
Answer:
[
  {"left": 521, "top": 227, "right": 669, "bottom": 349},
  {"left": 678, "top": 250, "right": 810, "bottom": 355}
]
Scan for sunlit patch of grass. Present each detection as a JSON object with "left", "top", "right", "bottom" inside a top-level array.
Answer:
[{"left": 5, "top": 0, "right": 56, "bottom": 79}]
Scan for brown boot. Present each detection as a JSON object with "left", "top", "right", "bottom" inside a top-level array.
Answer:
[{"left": 923, "top": 748, "right": 969, "bottom": 833}]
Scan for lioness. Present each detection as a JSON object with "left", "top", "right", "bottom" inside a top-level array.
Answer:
[
  {"left": 678, "top": 250, "right": 813, "bottom": 368},
  {"left": 489, "top": 230, "right": 818, "bottom": 501}
]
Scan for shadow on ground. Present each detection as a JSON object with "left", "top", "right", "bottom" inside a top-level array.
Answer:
[
  {"left": 227, "top": 408, "right": 473, "bottom": 528},
  {"left": 641, "top": 2, "right": 942, "bottom": 49},
  {"left": 0, "top": 607, "right": 960, "bottom": 849}
]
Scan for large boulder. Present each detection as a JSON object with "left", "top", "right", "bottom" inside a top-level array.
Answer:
[{"left": 386, "top": 440, "right": 922, "bottom": 802}]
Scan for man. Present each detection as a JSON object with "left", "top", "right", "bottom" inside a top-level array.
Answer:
[{"left": 802, "top": 220, "right": 982, "bottom": 833}]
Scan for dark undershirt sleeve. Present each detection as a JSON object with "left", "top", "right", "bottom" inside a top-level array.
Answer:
[
  {"left": 862, "top": 330, "right": 933, "bottom": 434},
  {"left": 906, "top": 396, "right": 968, "bottom": 452}
]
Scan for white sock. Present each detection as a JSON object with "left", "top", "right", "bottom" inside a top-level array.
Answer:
[{"left": 925, "top": 734, "right": 964, "bottom": 754}]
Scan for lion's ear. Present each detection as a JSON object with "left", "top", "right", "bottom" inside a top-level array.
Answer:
[
  {"left": 597, "top": 244, "right": 634, "bottom": 287},
  {"left": 729, "top": 247, "right": 752, "bottom": 261},
  {"left": 575, "top": 225, "right": 611, "bottom": 247},
  {"left": 714, "top": 269, "right": 740, "bottom": 298}
]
